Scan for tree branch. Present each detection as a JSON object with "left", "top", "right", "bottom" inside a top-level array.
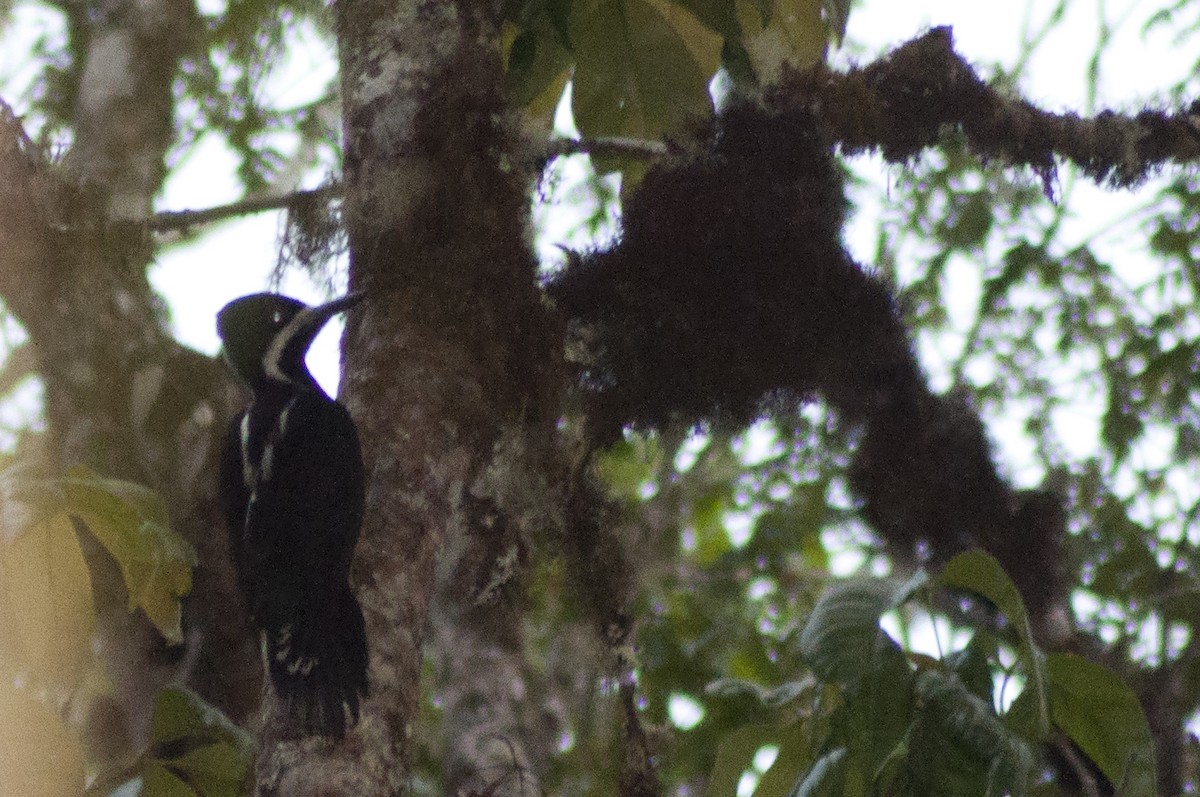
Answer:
[
  {"left": 145, "top": 136, "right": 667, "bottom": 234},
  {"left": 541, "top": 136, "right": 669, "bottom": 163},
  {"left": 1050, "top": 731, "right": 1101, "bottom": 797},
  {"left": 146, "top": 185, "right": 340, "bottom": 232},
  {"left": 783, "top": 26, "right": 1200, "bottom": 189}
]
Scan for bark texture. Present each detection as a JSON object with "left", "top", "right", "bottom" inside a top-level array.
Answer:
[
  {"left": 0, "top": 0, "right": 261, "bottom": 745},
  {"left": 251, "top": 0, "right": 560, "bottom": 793}
]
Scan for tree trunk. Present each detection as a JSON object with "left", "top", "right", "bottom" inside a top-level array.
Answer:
[
  {"left": 251, "top": 0, "right": 562, "bottom": 792},
  {"left": 0, "top": 0, "right": 262, "bottom": 750}
]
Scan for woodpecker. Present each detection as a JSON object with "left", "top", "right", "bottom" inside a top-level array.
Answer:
[{"left": 216, "top": 291, "right": 367, "bottom": 738}]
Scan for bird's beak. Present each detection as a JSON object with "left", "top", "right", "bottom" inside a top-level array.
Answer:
[
  {"left": 289, "top": 292, "right": 365, "bottom": 350},
  {"left": 311, "top": 292, "right": 365, "bottom": 323}
]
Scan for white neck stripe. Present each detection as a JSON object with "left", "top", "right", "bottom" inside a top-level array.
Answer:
[{"left": 262, "top": 307, "right": 319, "bottom": 385}]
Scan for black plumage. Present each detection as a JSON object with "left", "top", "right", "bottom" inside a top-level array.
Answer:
[{"left": 216, "top": 292, "right": 367, "bottom": 738}]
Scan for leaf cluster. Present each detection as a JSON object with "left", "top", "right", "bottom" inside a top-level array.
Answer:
[
  {"left": 706, "top": 551, "right": 1156, "bottom": 797},
  {"left": 0, "top": 465, "right": 250, "bottom": 796},
  {"left": 503, "top": 0, "right": 850, "bottom": 159}
]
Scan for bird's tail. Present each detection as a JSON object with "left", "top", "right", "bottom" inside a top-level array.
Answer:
[{"left": 264, "top": 585, "right": 368, "bottom": 738}]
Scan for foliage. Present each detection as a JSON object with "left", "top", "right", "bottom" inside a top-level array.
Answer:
[
  {"left": 0, "top": 466, "right": 249, "bottom": 796},
  {"left": 504, "top": 0, "right": 849, "bottom": 179},
  {"left": 694, "top": 549, "right": 1154, "bottom": 797},
  {"left": 135, "top": 688, "right": 254, "bottom": 797},
  {"left": 3, "top": 0, "right": 1200, "bottom": 794}
]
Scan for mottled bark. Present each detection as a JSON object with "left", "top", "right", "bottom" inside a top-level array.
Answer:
[
  {"left": 249, "top": 0, "right": 561, "bottom": 793},
  {"left": 0, "top": 0, "right": 261, "bottom": 744},
  {"left": 65, "top": 0, "right": 198, "bottom": 220},
  {"left": 0, "top": 112, "right": 261, "bottom": 732}
]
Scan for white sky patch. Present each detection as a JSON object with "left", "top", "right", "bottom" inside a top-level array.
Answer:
[
  {"left": 1071, "top": 589, "right": 1102, "bottom": 624},
  {"left": 879, "top": 609, "right": 904, "bottom": 646},
  {"left": 724, "top": 510, "right": 754, "bottom": 547},
  {"left": 882, "top": 609, "right": 976, "bottom": 664},
  {"left": 0, "top": 3, "right": 65, "bottom": 114},
  {"left": 667, "top": 693, "right": 705, "bottom": 730},
  {"left": 736, "top": 772, "right": 759, "bottom": 797},
  {"left": 942, "top": 253, "right": 983, "bottom": 338},
  {"left": 827, "top": 546, "right": 867, "bottom": 577},
  {"left": 986, "top": 410, "right": 1044, "bottom": 488},
  {"left": 752, "top": 745, "right": 779, "bottom": 773},
  {"left": 1051, "top": 393, "right": 1105, "bottom": 462},
  {"left": 261, "top": 18, "right": 338, "bottom": 111},
  {"left": 734, "top": 420, "right": 783, "bottom": 467},
  {"left": 674, "top": 430, "right": 711, "bottom": 473},
  {"left": 1130, "top": 423, "right": 1176, "bottom": 472},
  {"left": 747, "top": 576, "right": 773, "bottom": 601},
  {"left": 534, "top": 83, "right": 622, "bottom": 269},
  {"left": 1167, "top": 622, "right": 1191, "bottom": 663},
  {"left": 994, "top": 670, "right": 1025, "bottom": 713},
  {"left": 195, "top": 0, "right": 226, "bottom": 17},
  {"left": 1129, "top": 610, "right": 1163, "bottom": 667}
]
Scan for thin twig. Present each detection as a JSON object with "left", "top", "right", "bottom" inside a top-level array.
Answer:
[
  {"left": 542, "top": 135, "right": 669, "bottom": 162},
  {"left": 1051, "top": 731, "right": 1102, "bottom": 797},
  {"left": 146, "top": 184, "right": 340, "bottom": 232},
  {"left": 146, "top": 135, "right": 668, "bottom": 233}
]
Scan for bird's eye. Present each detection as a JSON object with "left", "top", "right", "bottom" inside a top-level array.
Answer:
[{"left": 271, "top": 310, "right": 283, "bottom": 325}]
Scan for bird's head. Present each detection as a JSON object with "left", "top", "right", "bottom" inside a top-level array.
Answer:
[{"left": 217, "top": 292, "right": 363, "bottom": 389}]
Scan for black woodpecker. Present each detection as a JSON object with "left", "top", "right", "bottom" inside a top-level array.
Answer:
[{"left": 216, "top": 291, "right": 368, "bottom": 738}]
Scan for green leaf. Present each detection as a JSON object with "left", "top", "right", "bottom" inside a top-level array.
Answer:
[
  {"left": 790, "top": 748, "right": 845, "bottom": 797},
  {"left": 940, "top": 550, "right": 1050, "bottom": 739},
  {"left": 911, "top": 670, "right": 1034, "bottom": 797},
  {"left": 737, "top": 0, "right": 826, "bottom": 84},
  {"left": 594, "top": 436, "right": 661, "bottom": 501},
  {"left": 821, "top": 0, "right": 850, "bottom": 44},
  {"left": 571, "top": 0, "right": 715, "bottom": 142},
  {"left": 752, "top": 495, "right": 829, "bottom": 571},
  {"left": 62, "top": 466, "right": 196, "bottom": 644},
  {"left": 142, "top": 762, "right": 199, "bottom": 797},
  {"left": 674, "top": 0, "right": 741, "bottom": 38},
  {"left": 0, "top": 680, "right": 86, "bottom": 795},
  {"left": 754, "top": 720, "right": 814, "bottom": 797},
  {"left": 704, "top": 678, "right": 814, "bottom": 712},
  {"left": 797, "top": 572, "right": 926, "bottom": 684},
  {"left": 148, "top": 688, "right": 254, "bottom": 797},
  {"left": 693, "top": 485, "right": 733, "bottom": 566},
  {"left": 1045, "top": 654, "right": 1156, "bottom": 797},
  {"left": 151, "top": 687, "right": 253, "bottom": 754},
  {"left": 941, "top": 192, "right": 994, "bottom": 249},
  {"left": 945, "top": 632, "right": 996, "bottom": 706},
  {"left": 705, "top": 724, "right": 778, "bottom": 797},
  {"left": 168, "top": 744, "right": 251, "bottom": 797},
  {"left": 0, "top": 511, "right": 95, "bottom": 693},
  {"left": 504, "top": 26, "right": 573, "bottom": 123}
]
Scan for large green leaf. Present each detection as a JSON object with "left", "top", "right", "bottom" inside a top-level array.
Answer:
[
  {"left": 0, "top": 679, "right": 86, "bottom": 796},
  {"left": 147, "top": 687, "right": 254, "bottom": 797},
  {"left": 753, "top": 720, "right": 815, "bottom": 797},
  {"left": 0, "top": 510, "right": 95, "bottom": 693},
  {"left": 1045, "top": 654, "right": 1156, "bottom": 797},
  {"left": 797, "top": 572, "right": 926, "bottom": 684},
  {"left": 705, "top": 724, "right": 778, "bottom": 797},
  {"left": 675, "top": 0, "right": 740, "bottom": 38},
  {"left": 736, "top": 0, "right": 826, "bottom": 84},
  {"left": 504, "top": 24, "right": 573, "bottom": 125},
  {"left": 940, "top": 550, "right": 1050, "bottom": 739},
  {"left": 789, "top": 748, "right": 845, "bottom": 797},
  {"left": 909, "top": 670, "right": 1034, "bottom": 797},
  {"left": 61, "top": 466, "right": 196, "bottom": 644},
  {"left": 571, "top": 0, "right": 715, "bottom": 142}
]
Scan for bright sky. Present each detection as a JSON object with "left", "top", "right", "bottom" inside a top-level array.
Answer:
[
  {"left": 0, "top": 0, "right": 1190, "bottom": 494},
  {"left": 149, "top": 0, "right": 1194, "bottom": 398},
  {"left": 0, "top": 0, "right": 1191, "bottom": 494},
  {"left": 2, "top": 0, "right": 1198, "bottom": 755}
]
